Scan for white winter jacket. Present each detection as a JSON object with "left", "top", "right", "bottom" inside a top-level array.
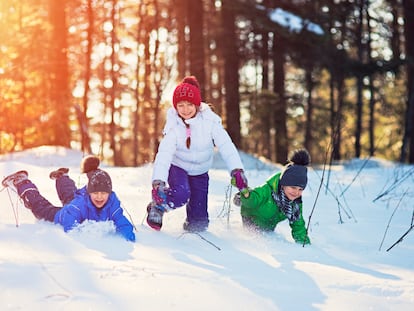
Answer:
[{"left": 152, "top": 102, "right": 244, "bottom": 182}]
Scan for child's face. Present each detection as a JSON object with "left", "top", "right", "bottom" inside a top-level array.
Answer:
[
  {"left": 90, "top": 192, "right": 110, "bottom": 208},
  {"left": 282, "top": 185, "right": 303, "bottom": 201},
  {"left": 176, "top": 101, "right": 197, "bottom": 119}
]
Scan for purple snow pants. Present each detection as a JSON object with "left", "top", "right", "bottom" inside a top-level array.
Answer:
[
  {"left": 167, "top": 165, "right": 209, "bottom": 230},
  {"left": 17, "top": 176, "right": 77, "bottom": 222}
]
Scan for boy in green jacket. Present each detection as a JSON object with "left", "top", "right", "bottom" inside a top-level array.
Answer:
[{"left": 233, "top": 149, "right": 311, "bottom": 245}]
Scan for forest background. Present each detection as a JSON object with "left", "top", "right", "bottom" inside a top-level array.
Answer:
[{"left": 1, "top": 0, "right": 414, "bottom": 166}]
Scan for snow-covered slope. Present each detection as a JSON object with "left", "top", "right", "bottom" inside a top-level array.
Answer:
[{"left": 1, "top": 146, "right": 413, "bottom": 310}]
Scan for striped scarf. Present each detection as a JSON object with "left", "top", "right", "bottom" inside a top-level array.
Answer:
[{"left": 272, "top": 189, "right": 301, "bottom": 223}]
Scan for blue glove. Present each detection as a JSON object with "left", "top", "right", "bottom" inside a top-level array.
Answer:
[{"left": 123, "top": 230, "right": 136, "bottom": 242}]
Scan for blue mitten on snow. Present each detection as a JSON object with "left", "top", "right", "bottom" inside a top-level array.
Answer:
[{"left": 122, "top": 230, "right": 136, "bottom": 242}]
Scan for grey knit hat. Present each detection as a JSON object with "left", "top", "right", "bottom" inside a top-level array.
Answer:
[{"left": 87, "top": 169, "right": 112, "bottom": 194}]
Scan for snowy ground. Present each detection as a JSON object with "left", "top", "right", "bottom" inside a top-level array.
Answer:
[{"left": 0, "top": 146, "right": 413, "bottom": 310}]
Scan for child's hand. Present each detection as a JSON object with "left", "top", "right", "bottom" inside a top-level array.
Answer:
[
  {"left": 124, "top": 231, "right": 136, "bottom": 242},
  {"left": 231, "top": 169, "right": 249, "bottom": 197},
  {"left": 152, "top": 180, "right": 166, "bottom": 190},
  {"left": 152, "top": 180, "right": 167, "bottom": 205},
  {"left": 233, "top": 192, "right": 241, "bottom": 206}
]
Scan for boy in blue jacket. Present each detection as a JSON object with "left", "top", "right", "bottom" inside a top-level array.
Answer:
[{"left": 2, "top": 156, "right": 135, "bottom": 242}]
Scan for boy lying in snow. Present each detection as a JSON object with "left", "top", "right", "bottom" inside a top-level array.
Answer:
[{"left": 2, "top": 155, "right": 135, "bottom": 242}]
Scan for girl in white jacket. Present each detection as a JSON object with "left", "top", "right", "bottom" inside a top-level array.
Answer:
[{"left": 147, "top": 76, "right": 249, "bottom": 231}]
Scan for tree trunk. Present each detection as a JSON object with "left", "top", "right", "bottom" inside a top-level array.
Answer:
[
  {"left": 176, "top": 0, "right": 188, "bottom": 78},
  {"left": 188, "top": 0, "right": 205, "bottom": 96},
  {"left": 109, "top": 0, "right": 118, "bottom": 165},
  {"left": 221, "top": 0, "right": 242, "bottom": 148},
  {"left": 272, "top": 34, "right": 288, "bottom": 163},
  {"left": 366, "top": 3, "right": 375, "bottom": 156},
  {"left": 304, "top": 69, "right": 314, "bottom": 154},
  {"left": 80, "top": 0, "right": 93, "bottom": 154},
  {"left": 261, "top": 32, "right": 271, "bottom": 159},
  {"left": 401, "top": 0, "right": 414, "bottom": 162},
  {"left": 354, "top": 0, "right": 365, "bottom": 158},
  {"left": 49, "top": 0, "right": 70, "bottom": 147},
  {"left": 332, "top": 72, "right": 345, "bottom": 161},
  {"left": 261, "top": 32, "right": 269, "bottom": 90}
]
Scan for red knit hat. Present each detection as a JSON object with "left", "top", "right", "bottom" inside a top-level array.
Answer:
[{"left": 172, "top": 76, "right": 201, "bottom": 109}]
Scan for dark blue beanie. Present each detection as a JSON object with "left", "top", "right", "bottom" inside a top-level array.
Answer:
[{"left": 279, "top": 164, "right": 308, "bottom": 189}]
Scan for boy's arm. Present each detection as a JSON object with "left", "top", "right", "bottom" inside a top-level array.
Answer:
[{"left": 289, "top": 212, "right": 311, "bottom": 245}]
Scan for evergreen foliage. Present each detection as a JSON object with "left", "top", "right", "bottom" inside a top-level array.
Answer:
[{"left": 0, "top": 0, "right": 411, "bottom": 165}]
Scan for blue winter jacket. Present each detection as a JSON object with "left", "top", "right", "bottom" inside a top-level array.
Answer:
[{"left": 54, "top": 186, "right": 135, "bottom": 242}]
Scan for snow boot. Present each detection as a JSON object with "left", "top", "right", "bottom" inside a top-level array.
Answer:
[
  {"left": 146, "top": 202, "right": 164, "bottom": 231},
  {"left": 2, "top": 170, "right": 29, "bottom": 192},
  {"left": 49, "top": 167, "right": 69, "bottom": 180},
  {"left": 183, "top": 219, "right": 208, "bottom": 233}
]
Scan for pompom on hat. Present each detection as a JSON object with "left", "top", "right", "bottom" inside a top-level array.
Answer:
[
  {"left": 81, "top": 155, "right": 100, "bottom": 174},
  {"left": 279, "top": 149, "right": 311, "bottom": 189},
  {"left": 172, "top": 76, "right": 201, "bottom": 109}
]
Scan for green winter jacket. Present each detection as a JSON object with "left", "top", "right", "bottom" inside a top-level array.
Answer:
[{"left": 240, "top": 172, "right": 310, "bottom": 244}]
